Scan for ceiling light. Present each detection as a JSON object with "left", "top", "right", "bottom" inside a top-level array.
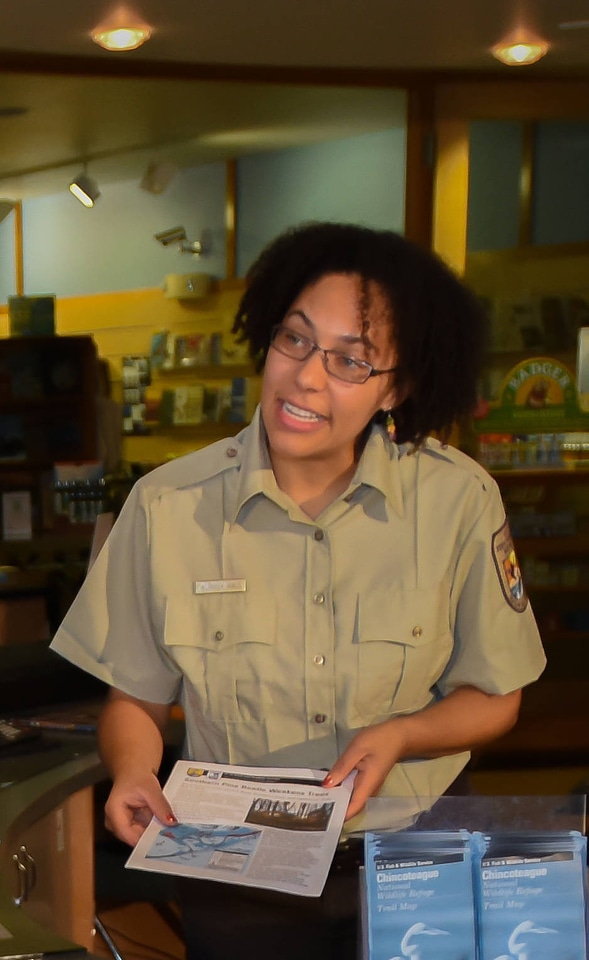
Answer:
[
  {"left": 91, "top": 24, "right": 151, "bottom": 51},
  {"left": 90, "top": 7, "right": 152, "bottom": 52},
  {"left": 492, "top": 34, "right": 549, "bottom": 66},
  {"left": 69, "top": 170, "right": 100, "bottom": 208}
]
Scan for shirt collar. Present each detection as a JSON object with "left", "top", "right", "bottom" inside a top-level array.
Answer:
[
  {"left": 230, "top": 407, "right": 406, "bottom": 521},
  {"left": 230, "top": 406, "right": 281, "bottom": 521},
  {"left": 351, "top": 423, "right": 406, "bottom": 517}
]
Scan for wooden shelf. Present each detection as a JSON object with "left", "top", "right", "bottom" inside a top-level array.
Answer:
[
  {"left": 157, "top": 364, "right": 254, "bottom": 379},
  {"left": 492, "top": 467, "right": 589, "bottom": 482},
  {"left": 134, "top": 421, "right": 247, "bottom": 437},
  {"left": 514, "top": 535, "right": 589, "bottom": 557}
]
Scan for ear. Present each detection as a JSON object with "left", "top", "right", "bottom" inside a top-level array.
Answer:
[{"left": 380, "top": 380, "right": 408, "bottom": 414}]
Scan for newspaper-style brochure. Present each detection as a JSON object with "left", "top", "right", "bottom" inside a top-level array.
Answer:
[{"left": 126, "top": 760, "right": 354, "bottom": 897}]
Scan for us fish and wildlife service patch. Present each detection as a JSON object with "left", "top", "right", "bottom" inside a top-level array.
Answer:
[{"left": 492, "top": 519, "right": 528, "bottom": 613}]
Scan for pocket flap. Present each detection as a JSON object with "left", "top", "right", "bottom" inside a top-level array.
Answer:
[
  {"left": 164, "top": 593, "right": 277, "bottom": 652},
  {"left": 358, "top": 584, "right": 450, "bottom": 647}
]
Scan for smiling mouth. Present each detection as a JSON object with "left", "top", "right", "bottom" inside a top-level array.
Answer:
[{"left": 282, "top": 400, "right": 326, "bottom": 422}]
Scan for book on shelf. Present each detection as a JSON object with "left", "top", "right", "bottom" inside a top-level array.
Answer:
[{"left": 159, "top": 386, "right": 205, "bottom": 425}]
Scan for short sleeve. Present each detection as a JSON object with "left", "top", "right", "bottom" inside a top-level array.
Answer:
[
  {"left": 50, "top": 481, "right": 182, "bottom": 704},
  {"left": 436, "top": 480, "right": 547, "bottom": 697}
]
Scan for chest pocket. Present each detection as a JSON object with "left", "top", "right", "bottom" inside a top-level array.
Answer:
[
  {"left": 164, "top": 593, "right": 277, "bottom": 722},
  {"left": 355, "top": 584, "right": 453, "bottom": 720}
]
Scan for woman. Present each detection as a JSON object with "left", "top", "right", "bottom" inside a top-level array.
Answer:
[{"left": 51, "top": 222, "right": 545, "bottom": 960}]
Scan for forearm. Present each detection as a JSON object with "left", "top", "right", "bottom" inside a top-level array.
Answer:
[
  {"left": 98, "top": 689, "right": 176, "bottom": 845},
  {"left": 392, "top": 685, "right": 521, "bottom": 761},
  {"left": 326, "top": 685, "right": 522, "bottom": 819},
  {"left": 97, "top": 689, "right": 171, "bottom": 781}
]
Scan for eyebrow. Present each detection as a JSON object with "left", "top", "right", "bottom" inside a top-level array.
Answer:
[{"left": 285, "top": 309, "right": 375, "bottom": 351}]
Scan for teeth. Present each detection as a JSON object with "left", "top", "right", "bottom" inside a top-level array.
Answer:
[{"left": 283, "top": 401, "right": 322, "bottom": 421}]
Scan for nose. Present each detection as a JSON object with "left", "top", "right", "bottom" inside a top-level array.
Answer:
[{"left": 293, "top": 345, "right": 329, "bottom": 389}]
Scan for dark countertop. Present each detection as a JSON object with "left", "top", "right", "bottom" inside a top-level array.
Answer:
[{"left": 0, "top": 682, "right": 185, "bottom": 960}]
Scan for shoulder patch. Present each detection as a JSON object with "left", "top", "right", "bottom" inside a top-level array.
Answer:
[{"left": 492, "top": 519, "right": 528, "bottom": 613}]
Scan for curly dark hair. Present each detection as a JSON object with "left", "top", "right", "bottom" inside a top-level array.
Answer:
[{"left": 232, "top": 221, "right": 487, "bottom": 446}]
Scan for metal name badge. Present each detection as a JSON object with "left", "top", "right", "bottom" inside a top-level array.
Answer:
[{"left": 193, "top": 579, "right": 247, "bottom": 594}]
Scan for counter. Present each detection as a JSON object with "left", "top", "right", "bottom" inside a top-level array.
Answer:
[
  {"left": 0, "top": 731, "right": 105, "bottom": 959},
  {"left": 0, "top": 700, "right": 185, "bottom": 960}
]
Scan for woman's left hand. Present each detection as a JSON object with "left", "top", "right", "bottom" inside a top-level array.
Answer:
[
  {"left": 322, "top": 686, "right": 522, "bottom": 820},
  {"left": 323, "top": 718, "right": 406, "bottom": 821}
]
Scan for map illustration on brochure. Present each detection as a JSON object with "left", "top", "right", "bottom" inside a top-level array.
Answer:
[{"left": 126, "top": 760, "right": 354, "bottom": 897}]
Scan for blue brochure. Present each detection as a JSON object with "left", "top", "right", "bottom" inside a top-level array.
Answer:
[
  {"left": 473, "top": 830, "right": 588, "bottom": 960},
  {"left": 364, "top": 830, "right": 477, "bottom": 960}
]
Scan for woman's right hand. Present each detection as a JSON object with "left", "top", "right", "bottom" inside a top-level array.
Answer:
[
  {"left": 104, "top": 770, "right": 177, "bottom": 847},
  {"left": 97, "top": 689, "right": 177, "bottom": 847}
]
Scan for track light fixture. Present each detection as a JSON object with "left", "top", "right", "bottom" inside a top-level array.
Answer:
[
  {"left": 154, "top": 226, "right": 205, "bottom": 257},
  {"left": 69, "top": 169, "right": 100, "bottom": 207}
]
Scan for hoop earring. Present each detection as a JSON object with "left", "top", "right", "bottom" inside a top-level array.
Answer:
[{"left": 385, "top": 410, "right": 396, "bottom": 443}]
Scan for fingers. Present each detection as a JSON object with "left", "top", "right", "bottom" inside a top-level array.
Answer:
[
  {"left": 105, "top": 809, "right": 151, "bottom": 847},
  {"left": 323, "top": 729, "right": 375, "bottom": 787},
  {"left": 323, "top": 720, "right": 403, "bottom": 820},
  {"left": 344, "top": 768, "right": 382, "bottom": 820},
  {"left": 323, "top": 747, "right": 387, "bottom": 821},
  {"left": 104, "top": 775, "right": 178, "bottom": 847}
]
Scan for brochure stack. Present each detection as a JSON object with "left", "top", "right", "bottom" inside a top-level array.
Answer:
[
  {"left": 474, "top": 830, "right": 588, "bottom": 960},
  {"left": 364, "top": 828, "right": 588, "bottom": 959},
  {"left": 363, "top": 830, "right": 477, "bottom": 960}
]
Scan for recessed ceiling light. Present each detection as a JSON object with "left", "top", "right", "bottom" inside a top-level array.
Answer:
[
  {"left": 492, "top": 35, "right": 549, "bottom": 66},
  {"left": 91, "top": 10, "right": 151, "bottom": 52},
  {"left": 91, "top": 25, "right": 151, "bottom": 51}
]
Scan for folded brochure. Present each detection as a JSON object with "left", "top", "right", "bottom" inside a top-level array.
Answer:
[{"left": 126, "top": 760, "right": 354, "bottom": 897}]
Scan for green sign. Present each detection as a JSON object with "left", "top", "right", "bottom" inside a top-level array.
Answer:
[{"left": 474, "top": 356, "right": 589, "bottom": 433}]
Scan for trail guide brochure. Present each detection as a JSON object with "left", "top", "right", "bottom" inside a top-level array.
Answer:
[{"left": 126, "top": 760, "right": 354, "bottom": 896}]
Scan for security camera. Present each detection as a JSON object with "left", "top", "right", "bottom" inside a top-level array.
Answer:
[{"left": 154, "top": 226, "right": 187, "bottom": 246}]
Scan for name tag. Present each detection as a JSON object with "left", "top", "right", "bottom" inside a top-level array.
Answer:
[{"left": 193, "top": 579, "right": 247, "bottom": 595}]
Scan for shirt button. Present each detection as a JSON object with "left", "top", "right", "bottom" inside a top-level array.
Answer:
[
  {"left": 226, "top": 447, "right": 238, "bottom": 458},
  {"left": 313, "top": 654, "right": 325, "bottom": 666},
  {"left": 313, "top": 593, "right": 325, "bottom": 605},
  {"left": 314, "top": 529, "right": 324, "bottom": 541},
  {"left": 214, "top": 630, "right": 225, "bottom": 641},
  {"left": 412, "top": 626, "right": 423, "bottom": 638},
  {"left": 314, "top": 714, "right": 327, "bottom": 724}
]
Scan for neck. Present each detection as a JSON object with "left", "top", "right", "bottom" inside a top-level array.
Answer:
[{"left": 271, "top": 456, "right": 357, "bottom": 519}]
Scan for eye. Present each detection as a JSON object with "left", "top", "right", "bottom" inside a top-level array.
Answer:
[
  {"left": 332, "top": 352, "right": 368, "bottom": 372},
  {"left": 280, "top": 327, "right": 311, "bottom": 349}
]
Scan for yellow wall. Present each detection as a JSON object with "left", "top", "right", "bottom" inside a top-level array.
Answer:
[{"left": 0, "top": 280, "right": 261, "bottom": 467}]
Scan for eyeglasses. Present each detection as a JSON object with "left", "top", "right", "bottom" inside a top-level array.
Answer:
[{"left": 270, "top": 325, "right": 398, "bottom": 385}]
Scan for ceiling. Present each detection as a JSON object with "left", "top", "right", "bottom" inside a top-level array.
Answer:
[{"left": 2, "top": 0, "right": 589, "bottom": 199}]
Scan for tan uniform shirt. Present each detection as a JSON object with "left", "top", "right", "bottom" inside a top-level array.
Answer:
[{"left": 51, "top": 406, "right": 546, "bottom": 831}]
